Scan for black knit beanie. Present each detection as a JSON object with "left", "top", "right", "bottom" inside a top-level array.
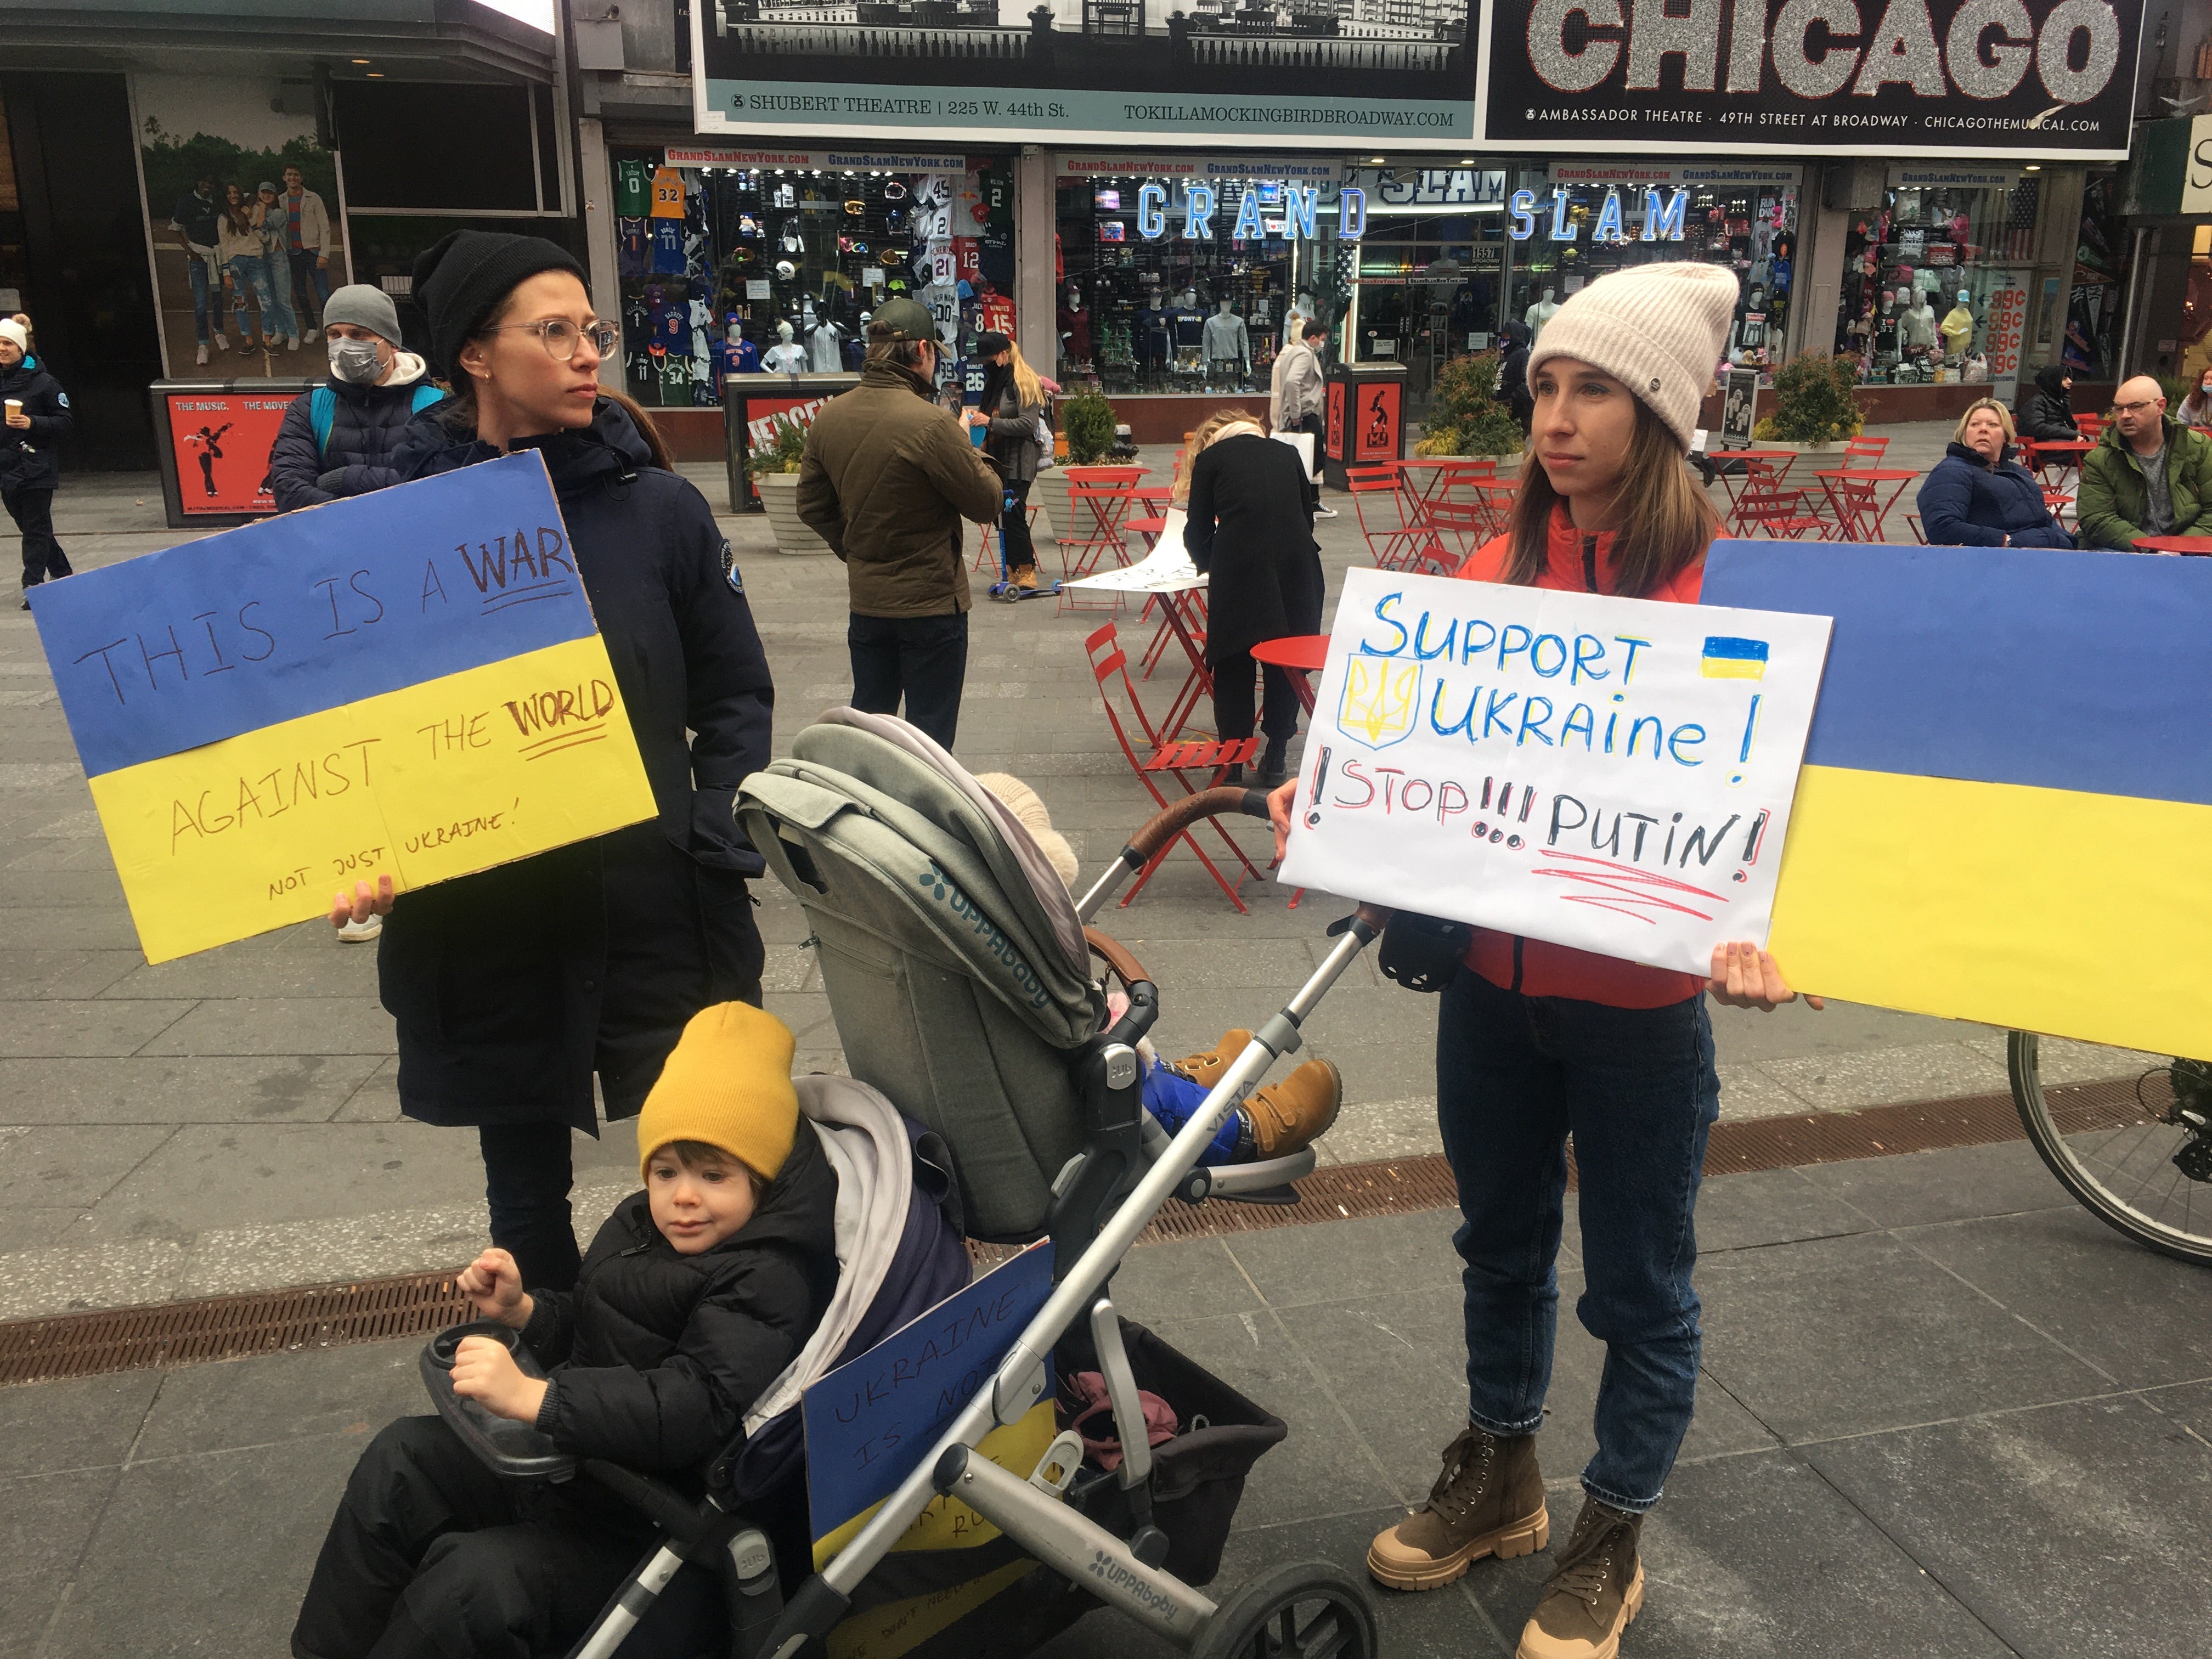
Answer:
[{"left": 412, "top": 230, "right": 588, "bottom": 380}]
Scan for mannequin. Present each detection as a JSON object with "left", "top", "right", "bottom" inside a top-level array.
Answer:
[
  {"left": 762, "top": 318, "right": 808, "bottom": 374},
  {"left": 807, "top": 313, "right": 846, "bottom": 373},
  {"left": 1058, "top": 284, "right": 1091, "bottom": 366},
  {"left": 1203, "top": 297, "right": 1249, "bottom": 380},
  {"left": 1900, "top": 294, "right": 1937, "bottom": 351},
  {"left": 1940, "top": 290, "right": 1974, "bottom": 359},
  {"left": 713, "top": 323, "right": 759, "bottom": 393},
  {"left": 1525, "top": 287, "right": 1560, "bottom": 338}
]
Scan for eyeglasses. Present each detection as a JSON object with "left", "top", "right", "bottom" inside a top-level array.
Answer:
[
  {"left": 2112, "top": 397, "right": 2161, "bottom": 415},
  {"left": 487, "top": 319, "right": 622, "bottom": 360}
]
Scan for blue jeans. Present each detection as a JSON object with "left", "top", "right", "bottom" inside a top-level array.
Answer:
[
  {"left": 187, "top": 249, "right": 214, "bottom": 343},
  {"left": 1435, "top": 966, "right": 1719, "bottom": 1513},
  {"left": 227, "top": 253, "right": 295, "bottom": 341}
]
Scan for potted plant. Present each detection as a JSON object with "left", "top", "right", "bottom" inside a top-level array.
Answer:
[
  {"left": 1416, "top": 352, "right": 1523, "bottom": 471},
  {"left": 747, "top": 416, "right": 832, "bottom": 557},
  {"left": 1750, "top": 353, "right": 1863, "bottom": 452},
  {"left": 1038, "top": 390, "right": 1118, "bottom": 546}
]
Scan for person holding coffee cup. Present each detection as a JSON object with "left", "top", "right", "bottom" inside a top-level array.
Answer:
[{"left": 0, "top": 317, "right": 73, "bottom": 608}]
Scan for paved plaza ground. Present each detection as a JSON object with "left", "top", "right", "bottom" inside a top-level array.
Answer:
[{"left": 2, "top": 426, "right": 2206, "bottom": 1657}]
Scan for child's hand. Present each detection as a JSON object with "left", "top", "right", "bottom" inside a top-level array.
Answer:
[
  {"left": 456, "top": 1249, "right": 533, "bottom": 1329},
  {"left": 450, "top": 1336, "right": 550, "bottom": 1425}
]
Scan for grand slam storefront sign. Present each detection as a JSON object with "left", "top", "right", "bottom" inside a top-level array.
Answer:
[
  {"left": 695, "top": 0, "right": 2136, "bottom": 157},
  {"left": 1477, "top": 0, "right": 2141, "bottom": 156}
]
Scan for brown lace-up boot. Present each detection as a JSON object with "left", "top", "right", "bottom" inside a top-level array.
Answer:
[
  {"left": 1516, "top": 1496, "right": 1645, "bottom": 1659},
  {"left": 1367, "top": 1421, "right": 1548, "bottom": 1591}
]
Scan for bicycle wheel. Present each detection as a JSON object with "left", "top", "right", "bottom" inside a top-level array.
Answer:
[{"left": 2008, "top": 1032, "right": 2212, "bottom": 1266}]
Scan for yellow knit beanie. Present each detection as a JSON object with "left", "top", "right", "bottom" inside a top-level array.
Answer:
[{"left": 635, "top": 1002, "right": 800, "bottom": 1182}]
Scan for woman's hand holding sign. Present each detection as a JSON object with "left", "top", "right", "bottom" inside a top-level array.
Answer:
[{"left": 329, "top": 874, "right": 395, "bottom": 930}]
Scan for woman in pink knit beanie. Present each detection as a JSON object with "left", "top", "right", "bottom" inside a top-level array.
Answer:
[{"left": 1271, "top": 263, "right": 1824, "bottom": 1659}]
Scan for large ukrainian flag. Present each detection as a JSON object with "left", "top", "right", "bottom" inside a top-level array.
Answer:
[{"left": 1702, "top": 541, "right": 2212, "bottom": 1058}]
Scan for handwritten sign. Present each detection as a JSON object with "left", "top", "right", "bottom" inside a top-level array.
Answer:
[
  {"left": 29, "top": 452, "right": 657, "bottom": 962},
  {"left": 1279, "top": 567, "right": 1832, "bottom": 975}
]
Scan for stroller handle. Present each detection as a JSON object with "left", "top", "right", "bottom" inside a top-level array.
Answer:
[
  {"left": 1076, "top": 786, "right": 1272, "bottom": 922},
  {"left": 1084, "top": 926, "right": 1152, "bottom": 991}
]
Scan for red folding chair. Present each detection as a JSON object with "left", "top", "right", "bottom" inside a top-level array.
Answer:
[
  {"left": 1419, "top": 499, "right": 1490, "bottom": 564},
  {"left": 1733, "top": 488, "right": 1825, "bottom": 540},
  {"left": 1903, "top": 513, "right": 1926, "bottom": 544},
  {"left": 1346, "top": 465, "right": 1423, "bottom": 570},
  {"left": 1821, "top": 476, "right": 1880, "bottom": 541},
  {"left": 973, "top": 502, "right": 1043, "bottom": 572},
  {"left": 1842, "top": 436, "right": 1889, "bottom": 467},
  {"left": 2075, "top": 413, "right": 2104, "bottom": 441},
  {"left": 1085, "top": 622, "right": 1263, "bottom": 912}
]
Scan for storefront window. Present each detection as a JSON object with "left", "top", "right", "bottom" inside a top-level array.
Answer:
[
  {"left": 1499, "top": 166, "right": 1799, "bottom": 385},
  {"left": 1053, "top": 165, "right": 1342, "bottom": 399},
  {"left": 1833, "top": 168, "right": 2037, "bottom": 393},
  {"left": 2066, "top": 170, "right": 2126, "bottom": 379},
  {"left": 607, "top": 149, "right": 1013, "bottom": 411},
  {"left": 1341, "top": 168, "right": 1511, "bottom": 414}
]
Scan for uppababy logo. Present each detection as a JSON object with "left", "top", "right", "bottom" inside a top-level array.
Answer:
[
  {"left": 916, "top": 862, "right": 1051, "bottom": 1010},
  {"left": 1086, "top": 1550, "right": 1184, "bottom": 1622}
]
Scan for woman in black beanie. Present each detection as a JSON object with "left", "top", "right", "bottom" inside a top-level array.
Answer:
[{"left": 331, "top": 230, "right": 777, "bottom": 1293}]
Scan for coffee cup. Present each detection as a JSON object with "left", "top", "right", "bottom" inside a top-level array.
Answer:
[{"left": 3, "top": 400, "right": 21, "bottom": 419}]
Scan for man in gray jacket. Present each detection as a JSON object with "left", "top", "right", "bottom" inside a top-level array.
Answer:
[{"left": 1272, "top": 318, "right": 1331, "bottom": 516}]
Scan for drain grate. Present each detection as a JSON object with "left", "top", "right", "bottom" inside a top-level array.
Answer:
[
  {"left": 0, "top": 1077, "right": 2152, "bottom": 1387},
  {"left": 0, "top": 1272, "right": 472, "bottom": 1387}
]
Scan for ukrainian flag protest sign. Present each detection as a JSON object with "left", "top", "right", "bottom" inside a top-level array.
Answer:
[
  {"left": 28, "top": 452, "right": 657, "bottom": 963},
  {"left": 803, "top": 1242, "right": 1059, "bottom": 1659},
  {"left": 1703, "top": 541, "right": 2212, "bottom": 1059},
  {"left": 1279, "top": 565, "right": 1835, "bottom": 977}
]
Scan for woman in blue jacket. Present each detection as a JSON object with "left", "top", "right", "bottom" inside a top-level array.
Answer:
[{"left": 1916, "top": 398, "right": 2074, "bottom": 549}]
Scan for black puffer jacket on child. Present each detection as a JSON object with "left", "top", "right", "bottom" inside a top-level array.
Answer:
[
  {"left": 267, "top": 352, "right": 444, "bottom": 511},
  {"left": 519, "top": 1123, "right": 839, "bottom": 1481}
]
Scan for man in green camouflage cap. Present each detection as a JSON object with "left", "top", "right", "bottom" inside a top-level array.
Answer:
[{"left": 797, "top": 296, "right": 1002, "bottom": 749}]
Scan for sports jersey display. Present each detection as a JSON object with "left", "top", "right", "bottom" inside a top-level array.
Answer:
[
  {"left": 651, "top": 219, "right": 686, "bottom": 275},
  {"left": 613, "top": 159, "right": 651, "bottom": 218},
  {"left": 649, "top": 165, "right": 685, "bottom": 218},
  {"left": 618, "top": 218, "right": 647, "bottom": 278}
]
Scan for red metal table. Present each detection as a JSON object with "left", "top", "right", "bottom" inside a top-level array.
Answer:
[
  {"left": 1250, "top": 633, "right": 1329, "bottom": 715},
  {"left": 1809, "top": 467, "right": 1921, "bottom": 542},
  {"left": 1712, "top": 448, "right": 1807, "bottom": 529},
  {"left": 2023, "top": 438, "right": 2092, "bottom": 486},
  {"left": 2132, "top": 535, "right": 2212, "bottom": 555}
]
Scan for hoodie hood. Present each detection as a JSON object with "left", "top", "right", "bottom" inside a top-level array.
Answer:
[
  {"left": 396, "top": 394, "right": 654, "bottom": 493},
  {"left": 2033, "top": 364, "right": 2070, "bottom": 399},
  {"left": 385, "top": 351, "right": 430, "bottom": 389}
]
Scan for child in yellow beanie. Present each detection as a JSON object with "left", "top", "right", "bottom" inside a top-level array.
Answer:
[{"left": 294, "top": 1002, "right": 839, "bottom": 1659}]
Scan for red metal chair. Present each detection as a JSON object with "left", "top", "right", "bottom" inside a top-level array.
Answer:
[
  {"left": 1418, "top": 499, "right": 1490, "bottom": 565},
  {"left": 1085, "top": 622, "right": 1263, "bottom": 912},
  {"left": 1842, "top": 436, "right": 1889, "bottom": 467},
  {"left": 1733, "top": 488, "right": 1826, "bottom": 540},
  {"left": 2075, "top": 412, "right": 2104, "bottom": 440},
  {"left": 1904, "top": 513, "right": 1927, "bottom": 544},
  {"left": 1821, "top": 475, "right": 1880, "bottom": 541},
  {"left": 1346, "top": 465, "right": 1423, "bottom": 570},
  {"left": 973, "top": 502, "right": 1043, "bottom": 572}
]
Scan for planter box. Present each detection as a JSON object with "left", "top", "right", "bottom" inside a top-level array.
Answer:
[{"left": 753, "top": 470, "right": 833, "bottom": 557}]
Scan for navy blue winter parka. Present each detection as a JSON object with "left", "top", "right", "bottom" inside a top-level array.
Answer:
[{"left": 1915, "top": 441, "right": 2075, "bottom": 550}]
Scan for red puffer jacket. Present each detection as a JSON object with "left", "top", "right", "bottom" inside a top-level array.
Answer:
[{"left": 1451, "top": 507, "right": 1708, "bottom": 1009}]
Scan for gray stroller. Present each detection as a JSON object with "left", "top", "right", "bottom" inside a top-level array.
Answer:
[{"left": 422, "top": 708, "right": 1393, "bottom": 1659}]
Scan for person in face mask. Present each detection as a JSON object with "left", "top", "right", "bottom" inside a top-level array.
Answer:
[{"left": 266, "top": 284, "right": 445, "bottom": 515}]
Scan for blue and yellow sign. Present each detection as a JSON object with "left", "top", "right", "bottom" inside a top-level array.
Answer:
[
  {"left": 803, "top": 1242, "right": 1059, "bottom": 1659},
  {"left": 29, "top": 452, "right": 656, "bottom": 962},
  {"left": 1703, "top": 541, "right": 2212, "bottom": 1057}
]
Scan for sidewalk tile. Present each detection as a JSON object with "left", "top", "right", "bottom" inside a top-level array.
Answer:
[
  {"left": 0, "top": 1122, "right": 173, "bottom": 1207},
  {"left": 330, "top": 1056, "right": 402, "bottom": 1122},
  {"left": 1224, "top": 1210, "right": 1463, "bottom": 1310},
  {"left": 0, "top": 1238, "right": 187, "bottom": 1322},
  {"left": 1805, "top": 1395, "right": 2212, "bottom": 1659},
  {"left": 1697, "top": 1230, "right": 2109, "bottom": 1442},
  {"left": 1751, "top": 1041, "right": 2008, "bottom": 1113},
  {"left": 0, "top": 1055, "right": 387, "bottom": 1125},
  {"left": 0, "top": 950, "right": 139, "bottom": 1000},
  {"left": 0, "top": 1370, "right": 161, "bottom": 1480},
  {"left": 132, "top": 1342, "right": 422, "bottom": 1460},
  {"left": 0, "top": 905, "right": 151, "bottom": 949},
  {"left": 42, "top": 1432, "right": 364, "bottom": 1659},
  {"left": 1900, "top": 1205, "right": 2212, "bottom": 1389},
  {"left": 1796, "top": 1138, "right": 2078, "bottom": 1229},
  {"left": 1108, "top": 1236, "right": 1264, "bottom": 1323},
  {"left": 134, "top": 997, "right": 396, "bottom": 1057},
  {"left": 0, "top": 999, "right": 194, "bottom": 1058},
  {"left": 1308, "top": 1094, "right": 1443, "bottom": 1165},
  {"left": 2147, "top": 1380, "right": 2212, "bottom": 1440},
  {"left": 101, "top": 946, "right": 377, "bottom": 1000},
  {"left": 0, "top": 1467, "right": 123, "bottom": 1655},
  {"left": 0, "top": 1204, "right": 77, "bottom": 1250},
  {"left": 1462, "top": 1449, "right": 2016, "bottom": 1658}
]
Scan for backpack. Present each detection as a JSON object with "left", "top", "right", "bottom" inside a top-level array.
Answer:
[{"left": 309, "top": 382, "right": 444, "bottom": 456}]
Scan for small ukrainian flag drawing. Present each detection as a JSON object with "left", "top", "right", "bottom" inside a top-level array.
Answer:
[{"left": 1700, "top": 636, "right": 1770, "bottom": 680}]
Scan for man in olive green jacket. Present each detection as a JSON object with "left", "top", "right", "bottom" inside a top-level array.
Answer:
[
  {"left": 797, "top": 297, "right": 1002, "bottom": 749},
  {"left": 2075, "top": 375, "right": 2212, "bottom": 551}
]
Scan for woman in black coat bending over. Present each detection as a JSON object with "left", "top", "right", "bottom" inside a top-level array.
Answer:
[
  {"left": 330, "top": 232, "right": 776, "bottom": 1292},
  {"left": 1181, "top": 409, "right": 1324, "bottom": 786}
]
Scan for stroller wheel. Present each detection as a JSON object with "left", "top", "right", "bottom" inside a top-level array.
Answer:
[{"left": 1192, "top": 1560, "right": 1379, "bottom": 1659}]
